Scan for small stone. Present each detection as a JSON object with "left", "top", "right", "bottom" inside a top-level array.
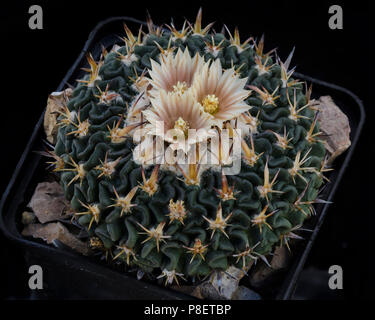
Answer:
[
  {"left": 270, "top": 245, "right": 290, "bottom": 269},
  {"left": 196, "top": 282, "right": 225, "bottom": 300},
  {"left": 249, "top": 246, "right": 290, "bottom": 288},
  {"left": 232, "top": 286, "right": 261, "bottom": 300},
  {"left": 28, "top": 181, "right": 71, "bottom": 223},
  {"left": 210, "top": 266, "right": 243, "bottom": 299},
  {"left": 191, "top": 261, "right": 255, "bottom": 300},
  {"left": 43, "top": 88, "right": 72, "bottom": 144},
  {"left": 191, "top": 285, "right": 204, "bottom": 299},
  {"left": 315, "top": 96, "right": 351, "bottom": 164},
  {"left": 22, "top": 222, "right": 91, "bottom": 255}
]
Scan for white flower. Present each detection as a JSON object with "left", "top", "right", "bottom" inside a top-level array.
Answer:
[
  {"left": 143, "top": 91, "right": 214, "bottom": 153},
  {"left": 192, "top": 59, "right": 251, "bottom": 125},
  {"left": 148, "top": 48, "right": 205, "bottom": 96}
]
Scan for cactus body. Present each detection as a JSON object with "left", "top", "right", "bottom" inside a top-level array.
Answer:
[{"left": 53, "top": 13, "right": 327, "bottom": 284}]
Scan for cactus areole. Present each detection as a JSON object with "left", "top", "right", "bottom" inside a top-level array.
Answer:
[{"left": 53, "top": 10, "right": 329, "bottom": 286}]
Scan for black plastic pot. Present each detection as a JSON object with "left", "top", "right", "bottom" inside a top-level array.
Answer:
[{"left": 0, "top": 17, "right": 365, "bottom": 300}]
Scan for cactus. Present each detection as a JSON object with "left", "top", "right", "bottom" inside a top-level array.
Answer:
[{"left": 52, "top": 9, "right": 329, "bottom": 285}]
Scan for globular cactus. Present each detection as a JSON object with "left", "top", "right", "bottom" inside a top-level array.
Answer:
[{"left": 52, "top": 9, "right": 329, "bottom": 286}]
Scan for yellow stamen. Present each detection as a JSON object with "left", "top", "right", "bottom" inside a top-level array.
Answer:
[
  {"left": 172, "top": 81, "right": 188, "bottom": 95},
  {"left": 202, "top": 94, "right": 219, "bottom": 115},
  {"left": 174, "top": 117, "right": 190, "bottom": 136}
]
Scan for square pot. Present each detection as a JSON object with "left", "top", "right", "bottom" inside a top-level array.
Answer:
[{"left": 0, "top": 17, "right": 365, "bottom": 300}]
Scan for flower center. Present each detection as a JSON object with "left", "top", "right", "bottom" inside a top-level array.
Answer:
[
  {"left": 174, "top": 117, "right": 190, "bottom": 136},
  {"left": 172, "top": 81, "right": 188, "bottom": 95},
  {"left": 202, "top": 94, "right": 219, "bottom": 115}
]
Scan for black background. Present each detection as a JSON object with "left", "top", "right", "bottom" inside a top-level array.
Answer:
[{"left": 0, "top": 0, "right": 373, "bottom": 300}]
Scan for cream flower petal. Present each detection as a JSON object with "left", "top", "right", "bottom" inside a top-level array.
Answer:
[
  {"left": 148, "top": 47, "right": 205, "bottom": 96},
  {"left": 143, "top": 91, "right": 214, "bottom": 152},
  {"left": 192, "top": 59, "right": 251, "bottom": 124}
]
